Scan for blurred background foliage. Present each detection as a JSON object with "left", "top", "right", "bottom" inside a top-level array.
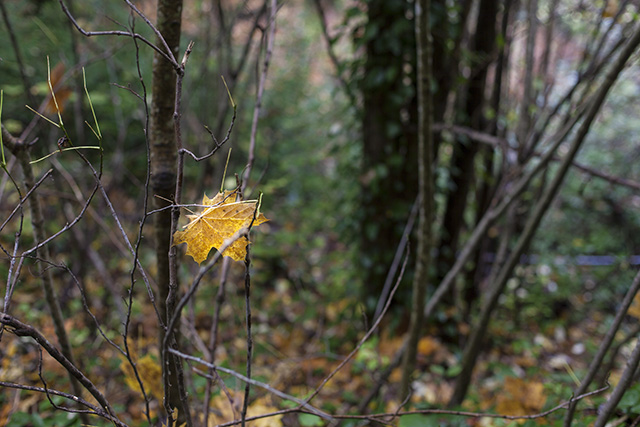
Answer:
[{"left": 2, "top": 0, "right": 640, "bottom": 425}]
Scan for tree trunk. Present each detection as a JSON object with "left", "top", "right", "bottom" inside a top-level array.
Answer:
[
  {"left": 149, "top": 0, "right": 184, "bottom": 423},
  {"left": 435, "top": 0, "right": 498, "bottom": 311}
]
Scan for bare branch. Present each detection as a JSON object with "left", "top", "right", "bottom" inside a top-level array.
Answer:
[
  {"left": 306, "top": 248, "right": 409, "bottom": 408},
  {"left": 0, "top": 381, "right": 129, "bottom": 427},
  {"left": 0, "top": 168, "right": 52, "bottom": 234},
  {"left": 241, "top": 0, "right": 277, "bottom": 196},
  {"left": 311, "top": 0, "right": 356, "bottom": 105},
  {"left": 434, "top": 123, "right": 640, "bottom": 191},
  {"left": 566, "top": 266, "right": 640, "bottom": 425},
  {"left": 169, "top": 349, "right": 334, "bottom": 422},
  {"left": 0, "top": 313, "right": 118, "bottom": 419},
  {"left": 57, "top": 0, "right": 179, "bottom": 69}
]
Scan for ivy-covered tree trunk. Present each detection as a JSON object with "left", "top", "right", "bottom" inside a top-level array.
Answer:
[
  {"left": 359, "top": 0, "right": 417, "bottom": 315},
  {"left": 149, "top": 0, "right": 184, "bottom": 422}
]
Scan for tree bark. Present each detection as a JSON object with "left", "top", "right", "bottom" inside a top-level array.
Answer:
[{"left": 149, "top": 0, "right": 184, "bottom": 423}]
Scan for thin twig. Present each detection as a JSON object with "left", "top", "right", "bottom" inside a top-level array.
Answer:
[
  {"left": 241, "top": 242, "right": 253, "bottom": 426},
  {"left": 346, "top": 385, "right": 608, "bottom": 422},
  {"left": 121, "top": 19, "right": 155, "bottom": 424},
  {"left": 0, "top": 169, "right": 52, "bottom": 234},
  {"left": 566, "top": 267, "right": 640, "bottom": 425},
  {"left": 169, "top": 349, "right": 334, "bottom": 421},
  {"left": 165, "top": 38, "right": 196, "bottom": 427},
  {"left": 1, "top": 164, "right": 27, "bottom": 316},
  {"left": 163, "top": 228, "right": 250, "bottom": 352},
  {"left": 306, "top": 247, "right": 410, "bottom": 407},
  {"left": 434, "top": 123, "right": 640, "bottom": 191},
  {"left": 311, "top": 0, "right": 357, "bottom": 106},
  {"left": 0, "top": 2, "right": 37, "bottom": 107},
  {"left": 123, "top": 0, "right": 178, "bottom": 66},
  {"left": 374, "top": 194, "right": 419, "bottom": 321},
  {"left": 204, "top": 258, "right": 232, "bottom": 423},
  {"left": 169, "top": 351, "right": 606, "bottom": 425},
  {"left": 183, "top": 93, "right": 237, "bottom": 162},
  {"left": 241, "top": 0, "right": 277, "bottom": 196}
]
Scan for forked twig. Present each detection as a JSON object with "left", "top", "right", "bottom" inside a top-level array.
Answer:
[
  {"left": 0, "top": 381, "right": 128, "bottom": 427},
  {"left": 57, "top": 0, "right": 178, "bottom": 68}
]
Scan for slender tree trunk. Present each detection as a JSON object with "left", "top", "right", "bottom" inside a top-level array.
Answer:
[
  {"left": 517, "top": 0, "right": 538, "bottom": 160},
  {"left": 435, "top": 0, "right": 498, "bottom": 305},
  {"left": 400, "top": 0, "right": 433, "bottom": 398},
  {"left": 149, "top": 0, "right": 184, "bottom": 422},
  {"left": 15, "top": 149, "right": 88, "bottom": 424}
]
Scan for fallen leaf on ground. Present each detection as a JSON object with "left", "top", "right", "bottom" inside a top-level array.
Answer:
[
  {"left": 121, "top": 354, "right": 163, "bottom": 401},
  {"left": 495, "top": 377, "right": 546, "bottom": 423}
]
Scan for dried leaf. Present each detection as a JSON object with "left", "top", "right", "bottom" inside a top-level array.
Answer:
[
  {"left": 245, "top": 397, "right": 283, "bottom": 427},
  {"left": 417, "top": 336, "right": 440, "bottom": 357},
  {"left": 602, "top": 0, "right": 619, "bottom": 18},
  {"left": 121, "top": 354, "right": 163, "bottom": 401},
  {"left": 209, "top": 391, "right": 282, "bottom": 427},
  {"left": 173, "top": 190, "right": 268, "bottom": 263},
  {"left": 629, "top": 292, "right": 640, "bottom": 319},
  {"left": 495, "top": 377, "right": 546, "bottom": 423},
  {"left": 44, "top": 62, "right": 72, "bottom": 115}
]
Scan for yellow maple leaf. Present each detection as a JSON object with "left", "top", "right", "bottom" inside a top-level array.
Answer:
[{"left": 173, "top": 190, "right": 268, "bottom": 263}]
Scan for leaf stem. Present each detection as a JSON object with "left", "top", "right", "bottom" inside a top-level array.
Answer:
[{"left": 220, "top": 147, "right": 232, "bottom": 193}]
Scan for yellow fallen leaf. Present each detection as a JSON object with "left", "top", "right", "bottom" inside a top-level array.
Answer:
[
  {"left": 602, "top": 0, "right": 619, "bottom": 18},
  {"left": 417, "top": 336, "right": 440, "bottom": 357},
  {"left": 209, "top": 390, "right": 282, "bottom": 427},
  {"left": 173, "top": 190, "right": 268, "bottom": 263},
  {"left": 121, "top": 354, "right": 163, "bottom": 401},
  {"left": 495, "top": 377, "right": 546, "bottom": 424},
  {"left": 245, "top": 397, "right": 283, "bottom": 427},
  {"left": 629, "top": 292, "right": 640, "bottom": 319}
]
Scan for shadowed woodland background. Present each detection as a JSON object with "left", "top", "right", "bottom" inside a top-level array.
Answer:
[{"left": 2, "top": 0, "right": 640, "bottom": 426}]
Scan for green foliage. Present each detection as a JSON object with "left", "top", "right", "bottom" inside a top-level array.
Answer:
[
  {"left": 298, "top": 413, "right": 324, "bottom": 427},
  {"left": 619, "top": 383, "right": 640, "bottom": 414},
  {"left": 3, "top": 1, "right": 640, "bottom": 425}
]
